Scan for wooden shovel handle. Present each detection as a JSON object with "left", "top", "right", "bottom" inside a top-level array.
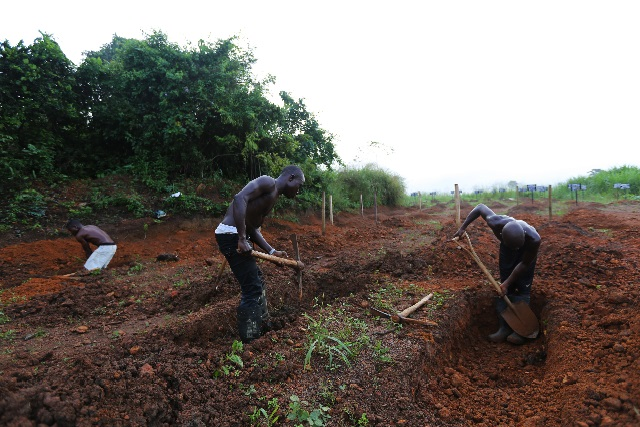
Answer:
[
  {"left": 398, "top": 293, "right": 434, "bottom": 317},
  {"left": 251, "top": 250, "right": 305, "bottom": 270},
  {"left": 453, "top": 234, "right": 517, "bottom": 312}
]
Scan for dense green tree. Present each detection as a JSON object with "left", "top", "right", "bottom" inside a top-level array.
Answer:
[
  {"left": 0, "top": 32, "right": 80, "bottom": 194},
  {"left": 2, "top": 30, "right": 341, "bottom": 207},
  {"left": 76, "top": 31, "right": 340, "bottom": 187}
]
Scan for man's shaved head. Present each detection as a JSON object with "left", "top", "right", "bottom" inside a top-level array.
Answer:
[{"left": 502, "top": 221, "right": 525, "bottom": 250}]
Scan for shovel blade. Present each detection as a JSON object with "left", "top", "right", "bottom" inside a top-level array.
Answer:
[{"left": 500, "top": 301, "right": 539, "bottom": 338}]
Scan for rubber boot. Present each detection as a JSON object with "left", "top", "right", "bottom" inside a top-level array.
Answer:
[
  {"left": 236, "top": 306, "right": 262, "bottom": 344},
  {"left": 507, "top": 332, "right": 526, "bottom": 345},
  {"left": 259, "top": 290, "right": 273, "bottom": 333},
  {"left": 488, "top": 317, "right": 512, "bottom": 343}
]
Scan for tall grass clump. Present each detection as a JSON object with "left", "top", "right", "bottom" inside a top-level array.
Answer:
[{"left": 327, "top": 164, "right": 406, "bottom": 211}]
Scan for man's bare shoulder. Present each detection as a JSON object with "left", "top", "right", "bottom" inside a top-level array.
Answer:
[{"left": 236, "top": 175, "right": 276, "bottom": 199}]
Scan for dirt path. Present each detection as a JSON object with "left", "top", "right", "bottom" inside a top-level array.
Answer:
[{"left": 0, "top": 201, "right": 638, "bottom": 426}]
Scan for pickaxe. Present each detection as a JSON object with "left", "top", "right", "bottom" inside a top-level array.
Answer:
[
  {"left": 370, "top": 293, "right": 438, "bottom": 326},
  {"left": 213, "top": 246, "right": 305, "bottom": 289},
  {"left": 251, "top": 250, "right": 305, "bottom": 270}
]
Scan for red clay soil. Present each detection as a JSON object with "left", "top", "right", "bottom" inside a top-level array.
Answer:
[{"left": 0, "top": 200, "right": 638, "bottom": 426}]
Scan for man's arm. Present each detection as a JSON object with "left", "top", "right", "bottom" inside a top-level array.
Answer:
[
  {"left": 453, "top": 204, "right": 496, "bottom": 239},
  {"left": 248, "top": 228, "right": 288, "bottom": 258},
  {"left": 75, "top": 236, "right": 93, "bottom": 259}
]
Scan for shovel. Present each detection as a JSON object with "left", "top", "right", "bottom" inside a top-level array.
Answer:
[{"left": 452, "top": 233, "right": 539, "bottom": 338}]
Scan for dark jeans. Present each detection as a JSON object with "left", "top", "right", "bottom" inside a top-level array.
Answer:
[
  {"left": 499, "top": 242, "right": 536, "bottom": 297},
  {"left": 215, "top": 233, "right": 264, "bottom": 308}
]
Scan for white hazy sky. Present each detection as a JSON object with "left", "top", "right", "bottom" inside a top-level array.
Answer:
[{"left": 4, "top": 1, "right": 640, "bottom": 193}]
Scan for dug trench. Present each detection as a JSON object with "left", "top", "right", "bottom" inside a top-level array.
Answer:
[{"left": 0, "top": 201, "right": 638, "bottom": 426}]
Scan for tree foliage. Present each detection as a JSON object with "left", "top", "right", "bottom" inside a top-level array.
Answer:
[
  {"left": 1, "top": 31, "right": 341, "bottom": 199},
  {"left": 0, "top": 32, "right": 80, "bottom": 193}
]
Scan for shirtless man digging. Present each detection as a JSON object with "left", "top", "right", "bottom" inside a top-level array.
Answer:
[{"left": 215, "top": 165, "right": 305, "bottom": 343}]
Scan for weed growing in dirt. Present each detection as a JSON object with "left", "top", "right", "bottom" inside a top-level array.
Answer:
[
  {"left": 249, "top": 397, "right": 280, "bottom": 426},
  {"left": 318, "top": 380, "right": 337, "bottom": 405},
  {"left": 372, "top": 340, "right": 393, "bottom": 364},
  {"left": 368, "top": 284, "right": 404, "bottom": 313},
  {"left": 0, "top": 309, "right": 9, "bottom": 325},
  {"left": 0, "top": 289, "right": 26, "bottom": 306},
  {"left": 303, "top": 312, "right": 353, "bottom": 371},
  {"left": 270, "top": 351, "right": 285, "bottom": 363},
  {"left": 173, "top": 279, "right": 190, "bottom": 289},
  {"left": 0, "top": 330, "right": 16, "bottom": 341},
  {"left": 429, "top": 290, "right": 453, "bottom": 311},
  {"left": 242, "top": 384, "right": 258, "bottom": 396},
  {"left": 286, "top": 395, "right": 331, "bottom": 427},
  {"left": 128, "top": 261, "right": 144, "bottom": 274},
  {"left": 214, "top": 340, "right": 244, "bottom": 377}
]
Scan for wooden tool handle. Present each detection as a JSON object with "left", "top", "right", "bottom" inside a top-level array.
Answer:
[
  {"left": 251, "top": 250, "right": 305, "bottom": 270},
  {"left": 453, "top": 234, "right": 517, "bottom": 311},
  {"left": 398, "top": 293, "right": 434, "bottom": 317}
]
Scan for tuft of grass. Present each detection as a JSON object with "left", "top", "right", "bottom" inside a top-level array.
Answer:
[{"left": 303, "top": 312, "right": 353, "bottom": 371}]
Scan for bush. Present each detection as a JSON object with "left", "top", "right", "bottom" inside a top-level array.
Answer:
[{"left": 1, "top": 189, "right": 47, "bottom": 224}]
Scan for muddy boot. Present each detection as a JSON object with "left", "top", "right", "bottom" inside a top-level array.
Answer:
[
  {"left": 507, "top": 332, "right": 526, "bottom": 345},
  {"left": 259, "top": 291, "right": 273, "bottom": 333},
  {"left": 488, "top": 317, "right": 512, "bottom": 343},
  {"left": 236, "top": 306, "right": 262, "bottom": 344}
]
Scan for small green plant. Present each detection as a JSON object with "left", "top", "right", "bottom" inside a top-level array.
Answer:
[
  {"left": 0, "top": 330, "right": 17, "bottom": 341},
  {"left": 303, "top": 313, "right": 353, "bottom": 371},
  {"left": 0, "top": 310, "right": 10, "bottom": 325},
  {"left": 243, "top": 384, "right": 258, "bottom": 396},
  {"left": 287, "top": 395, "right": 331, "bottom": 426},
  {"left": 271, "top": 352, "right": 285, "bottom": 362},
  {"left": 372, "top": 340, "right": 393, "bottom": 364},
  {"left": 173, "top": 279, "right": 189, "bottom": 289},
  {"left": 429, "top": 290, "right": 452, "bottom": 311},
  {"left": 357, "top": 413, "right": 370, "bottom": 426},
  {"left": 214, "top": 340, "right": 244, "bottom": 377},
  {"left": 368, "top": 284, "right": 404, "bottom": 313},
  {"left": 128, "top": 261, "right": 144, "bottom": 274},
  {"left": 249, "top": 397, "right": 280, "bottom": 426}
]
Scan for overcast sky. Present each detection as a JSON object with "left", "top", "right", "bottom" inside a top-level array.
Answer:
[{"left": 4, "top": 1, "right": 639, "bottom": 192}]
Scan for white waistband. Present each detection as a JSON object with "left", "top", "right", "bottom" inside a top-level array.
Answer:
[{"left": 215, "top": 223, "right": 238, "bottom": 234}]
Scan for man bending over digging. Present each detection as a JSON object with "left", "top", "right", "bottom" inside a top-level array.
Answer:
[
  {"left": 215, "top": 165, "right": 305, "bottom": 344},
  {"left": 65, "top": 220, "right": 117, "bottom": 271},
  {"left": 453, "top": 204, "right": 541, "bottom": 345}
]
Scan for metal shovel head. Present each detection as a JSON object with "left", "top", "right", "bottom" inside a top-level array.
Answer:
[{"left": 500, "top": 300, "right": 539, "bottom": 338}]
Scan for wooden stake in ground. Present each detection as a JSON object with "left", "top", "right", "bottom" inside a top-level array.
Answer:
[
  {"left": 455, "top": 184, "right": 461, "bottom": 227},
  {"left": 322, "top": 191, "right": 326, "bottom": 236},
  {"left": 290, "top": 234, "right": 303, "bottom": 300}
]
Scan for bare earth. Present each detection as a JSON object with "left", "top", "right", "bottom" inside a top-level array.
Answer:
[{"left": 0, "top": 200, "right": 638, "bottom": 426}]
